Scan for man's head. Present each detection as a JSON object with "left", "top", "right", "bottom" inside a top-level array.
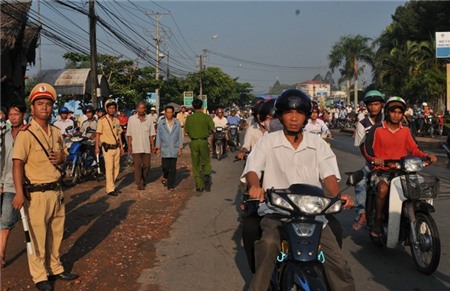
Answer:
[
  {"left": 84, "top": 105, "right": 95, "bottom": 120},
  {"left": 150, "top": 107, "right": 156, "bottom": 114},
  {"left": 29, "top": 83, "right": 57, "bottom": 122},
  {"left": 230, "top": 108, "right": 237, "bottom": 116},
  {"left": 275, "top": 89, "right": 312, "bottom": 136},
  {"left": 385, "top": 96, "right": 406, "bottom": 125},
  {"left": 136, "top": 101, "right": 147, "bottom": 116},
  {"left": 192, "top": 98, "right": 203, "bottom": 110},
  {"left": 180, "top": 105, "right": 186, "bottom": 112},
  {"left": 8, "top": 102, "right": 26, "bottom": 127},
  {"left": 96, "top": 107, "right": 105, "bottom": 118},
  {"left": 120, "top": 109, "right": 126, "bottom": 116},
  {"left": 104, "top": 98, "right": 117, "bottom": 116},
  {"left": 164, "top": 105, "right": 175, "bottom": 120},
  {"left": 58, "top": 107, "right": 69, "bottom": 120},
  {"left": 363, "top": 90, "right": 384, "bottom": 118},
  {"left": 216, "top": 107, "right": 224, "bottom": 118},
  {"left": 310, "top": 106, "right": 319, "bottom": 121}
]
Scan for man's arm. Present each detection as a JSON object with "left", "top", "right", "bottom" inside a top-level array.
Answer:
[
  {"left": 12, "top": 159, "right": 26, "bottom": 209},
  {"left": 246, "top": 171, "right": 265, "bottom": 202}
]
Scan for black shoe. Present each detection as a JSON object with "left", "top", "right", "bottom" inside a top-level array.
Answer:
[
  {"left": 196, "top": 188, "right": 204, "bottom": 192},
  {"left": 204, "top": 175, "right": 212, "bottom": 192},
  {"left": 35, "top": 280, "right": 52, "bottom": 291},
  {"left": 51, "top": 271, "right": 79, "bottom": 281},
  {"left": 107, "top": 191, "right": 118, "bottom": 196}
]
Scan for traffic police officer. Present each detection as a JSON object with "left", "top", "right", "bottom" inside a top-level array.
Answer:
[
  {"left": 95, "top": 99, "right": 124, "bottom": 196},
  {"left": 185, "top": 99, "right": 214, "bottom": 192},
  {"left": 12, "top": 83, "right": 79, "bottom": 291}
]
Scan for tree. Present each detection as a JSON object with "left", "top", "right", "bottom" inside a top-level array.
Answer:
[{"left": 328, "top": 35, "right": 374, "bottom": 106}]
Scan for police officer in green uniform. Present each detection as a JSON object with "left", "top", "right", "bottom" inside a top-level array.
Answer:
[{"left": 185, "top": 99, "right": 214, "bottom": 192}]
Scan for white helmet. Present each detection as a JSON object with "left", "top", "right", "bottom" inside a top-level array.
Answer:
[
  {"left": 422, "top": 102, "right": 428, "bottom": 107},
  {"left": 385, "top": 96, "right": 406, "bottom": 112}
]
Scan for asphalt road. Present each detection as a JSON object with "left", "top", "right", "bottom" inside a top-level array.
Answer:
[{"left": 143, "top": 131, "right": 450, "bottom": 291}]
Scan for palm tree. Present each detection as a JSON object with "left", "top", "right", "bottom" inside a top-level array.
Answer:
[{"left": 329, "top": 35, "right": 374, "bottom": 105}]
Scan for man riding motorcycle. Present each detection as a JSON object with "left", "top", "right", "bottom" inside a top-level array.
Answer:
[
  {"left": 79, "top": 105, "right": 97, "bottom": 140},
  {"left": 212, "top": 108, "right": 228, "bottom": 157},
  {"left": 242, "top": 89, "right": 355, "bottom": 291},
  {"left": 363, "top": 96, "right": 437, "bottom": 237},
  {"left": 304, "top": 103, "right": 332, "bottom": 137}
]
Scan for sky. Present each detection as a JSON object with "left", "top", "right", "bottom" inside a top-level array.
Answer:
[{"left": 28, "top": 0, "right": 406, "bottom": 94}]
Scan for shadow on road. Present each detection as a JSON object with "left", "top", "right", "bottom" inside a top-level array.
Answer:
[{"left": 61, "top": 199, "right": 136, "bottom": 272}]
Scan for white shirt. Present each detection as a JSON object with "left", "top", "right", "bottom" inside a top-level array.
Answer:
[
  {"left": 241, "top": 130, "right": 341, "bottom": 190},
  {"left": 53, "top": 118, "right": 75, "bottom": 136},
  {"left": 126, "top": 114, "right": 156, "bottom": 153},
  {"left": 241, "top": 123, "right": 265, "bottom": 151},
  {"left": 353, "top": 117, "right": 375, "bottom": 147},
  {"left": 213, "top": 116, "right": 228, "bottom": 128},
  {"left": 304, "top": 119, "right": 330, "bottom": 135}
]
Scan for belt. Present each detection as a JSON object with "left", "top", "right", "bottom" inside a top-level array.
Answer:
[
  {"left": 27, "top": 181, "right": 61, "bottom": 193},
  {"left": 191, "top": 138, "right": 207, "bottom": 141}
]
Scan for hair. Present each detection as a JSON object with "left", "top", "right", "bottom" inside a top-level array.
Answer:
[
  {"left": 137, "top": 100, "right": 147, "bottom": 107},
  {"left": 8, "top": 102, "right": 27, "bottom": 114},
  {"left": 192, "top": 98, "right": 203, "bottom": 109},
  {"left": 164, "top": 105, "right": 175, "bottom": 113}
]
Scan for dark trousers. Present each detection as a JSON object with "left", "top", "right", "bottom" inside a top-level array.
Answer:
[
  {"left": 132, "top": 153, "right": 151, "bottom": 187},
  {"left": 162, "top": 157, "right": 178, "bottom": 188}
]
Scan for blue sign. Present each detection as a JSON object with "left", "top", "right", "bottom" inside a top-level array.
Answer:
[{"left": 146, "top": 92, "right": 156, "bottom": 105}]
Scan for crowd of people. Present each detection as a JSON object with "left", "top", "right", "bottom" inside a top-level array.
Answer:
[{"left": 0, "top": 83, "right": 449, "bottom": 290}]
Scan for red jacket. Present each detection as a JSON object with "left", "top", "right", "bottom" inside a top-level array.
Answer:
[{"left": 364, "top": 121, "right": 428, "bottom": 168}]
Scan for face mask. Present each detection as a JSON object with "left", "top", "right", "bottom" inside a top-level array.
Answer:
[{"left": 268, "top": 119, "right": 284, "bottom": 132}]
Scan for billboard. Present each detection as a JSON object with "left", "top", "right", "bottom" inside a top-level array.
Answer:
[
  {"left": 146, "top": 92, "right": 156, "bottom": 105},
  {"left": 183, "top": 91, "right": 194, "bottom": 107},
  {"left": 436, "top": 32, "right": 450, "bottom": 58}
]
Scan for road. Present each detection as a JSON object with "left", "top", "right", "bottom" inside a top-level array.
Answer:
[{"left": 143, "top": 131, "right": 450, "bottom": 291}]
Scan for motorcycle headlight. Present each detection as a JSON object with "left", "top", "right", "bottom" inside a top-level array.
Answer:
[
  {"left": 403, "top": 158, "right": 424, "bottom": 173},
  {"left": 325, "top": 200, "right": 342, "bottom": 214},
  {"left": 269, "top": 193, "right": 294, "bottom": 211},
  {"left": 216, "top": 127, "right": 223, "bottom": 132},
  {"left": 292, "top": 222, "right": 316, "bottom": 237},
  {"left": 70, "top": 136, "right": 83, "bottom": 142},
  {"left": 287, "top": 195, "right": 330, "bottom": 215}
]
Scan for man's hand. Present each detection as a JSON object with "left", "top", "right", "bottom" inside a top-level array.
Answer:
[
  {"left": 340, "top": 194, "right": 354, "bottom": 209},
  {"left": 428, "top": 154, "right": 437, "bottom": 163},
  {"left": 155, "top": 148, "right": 160, "bottom": 157},
  {"left": 373, "top": 157, "right": 384, "bottom": 166},
  {"left": 249, "top": 186, "right": 265, "bottom": 202},
  {"left": 49, "top": 151, "right": 65, "bottom": 165},
  {"left": 12, "top": 193, "right": 25, "bottom": 210},
  {"left": 120, "top": 146, "right": 125, "bottom": 155},
  {"left": 237, "top": 151, "right": 246, "bottom": 160}
]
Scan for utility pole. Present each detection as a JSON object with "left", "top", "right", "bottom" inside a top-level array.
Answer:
[
  {"left": 149, "top": 12, "right": 167, "bottom": 112},
  {"left": 166, "top": 50, "right": 170, "bottom": 79},
  {"left": 199, "top": 49, "right": 206, "bottom": 99},
  {"left": 37, "top": 0, "right": 42, "bottom": 72},
  {"left": 89, "top": 0, "right": 99, "bottom": 108}
]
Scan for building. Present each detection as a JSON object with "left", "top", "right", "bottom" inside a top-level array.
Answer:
[{"left": 296, "top": 80, "right": 331, "bottom": 100}]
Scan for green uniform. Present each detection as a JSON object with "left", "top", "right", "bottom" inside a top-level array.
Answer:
[{"left": 185, "top": 111, "right": 214, "bottom": 189}]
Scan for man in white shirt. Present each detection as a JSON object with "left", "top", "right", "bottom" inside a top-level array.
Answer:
[
  {"left": 242, "top": 89, "right": 355, "bottom": 291},
  {"left": 127, "top": 101, "right": 156, "bottom": 190},
  {"left": 212, "top": 108, "right": 228, "bottom": 156},
  {"left": 53, "top": 107, "right": 75, "bottom": 137}
]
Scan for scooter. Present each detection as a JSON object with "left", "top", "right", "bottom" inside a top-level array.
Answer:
[
  {"left": 213, "top": 127, "right": 227, "bottom": 160},
  {"left": 228, "top": 124, "right": 239, "bottom": 152},
  {"left": 351, "top": 157, "right": 440, "bottom": 274},
  {"left": 260, "top": 172, "right": 363, "bottom": 290},
  {"left": 62, "top": 127, "right": 104, "bottom": 186}
]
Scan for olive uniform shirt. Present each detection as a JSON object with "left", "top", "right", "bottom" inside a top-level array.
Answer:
[
  {"left": 185, "top": 111, "right": 214, "bottom": 139},
  {"left": 97, "top": 115, "right": 122, "bottom": 145},
  {"left": 12, "top": 120, "right": 67, "bottom": 184}
]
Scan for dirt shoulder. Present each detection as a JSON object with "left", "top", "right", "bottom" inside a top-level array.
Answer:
[{"left": 1, "top": 150, "right": 195, "bottom": 291}]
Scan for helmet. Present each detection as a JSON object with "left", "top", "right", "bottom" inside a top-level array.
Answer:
[
  {"left": 274, "top": 89, "right": 312, "bottom": 117},
  {"left": 311, "top": 100, "right": 319, "bottom": 113},
  {"left": 104, "top": 98, "right": 117, "bottom": 108},
  {"left": 385, "top": 96, "right": 406, "bottom": 112},
  {"left": 84, "top": 105, "right": 95, "bottom": 114},
  {"left": 422, "top": 102, "right": 428, "bottom": 107},
  {"left": 364, "top": 90, "right": 384, "bottom": 104},
  {"left": 58, "top": 106, "right": 69, "bottom": 114},
  {"left": 252, "top": 100, "right": 265, "bottom": 120},
  {"left": 96, "top": 107, "right": 106, "bottom": 114},
  {"left": 259, "top": 99, "right": 276, "bottom": 122}
]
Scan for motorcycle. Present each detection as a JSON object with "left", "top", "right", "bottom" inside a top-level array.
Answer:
[
  {"left": 62, "top": 127, "right": 104, "bottom": 186},
  {"left": 212, "top": 127, "right": 227, "bottom": 160},
  {"left": 418, "top": 114, "right": 438, "bottom": 138},
  {"left": 259, "top": 172, "right": 363, "bottom": 290},
  {"left": 352, "top": 157, "right": 440, "bottom": 274},
  {"left": 228, "top": 124, "right": 240, "bottom": 152}
]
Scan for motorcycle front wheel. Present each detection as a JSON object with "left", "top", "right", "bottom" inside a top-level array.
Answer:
[
  {"left": 410, "top": 212, "right": 440, "bottom": 274},
  {"left": 215, "top": 141, "right": 223, "bottom": 160},
  {"left": 280, "top": 262, "right": 329, "bottom": 291},
  {"left": 62, "top": 160, "right": 80, "bottom": 186}
]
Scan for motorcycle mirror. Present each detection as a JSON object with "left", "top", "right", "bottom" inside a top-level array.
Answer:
[
  {"left": 66, "top": 126, "right": 74, "bottom": 131},
  {"left": 345, "top": 170, "right": 364, "bottom": 186}
]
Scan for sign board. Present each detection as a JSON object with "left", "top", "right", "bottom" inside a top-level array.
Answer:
[
  {"left": 447, "top": 64, "right": 450, "bottom": 113},
  {"left": 183, "top": 91, "right": 194, "bottom": 107},
  {"left": 201, "top": 95, "right": 207, "bottom": 109},
  {"left": 146, "top": 92, "right": 156, "bottom": 105},
  {"left": 436, "top": 32, "right": 450, "bottom": 58}
]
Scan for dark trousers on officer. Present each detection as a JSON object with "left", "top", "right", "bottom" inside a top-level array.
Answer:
[{"left": 162, "top": 157, "right": 177, "bottom": 189}]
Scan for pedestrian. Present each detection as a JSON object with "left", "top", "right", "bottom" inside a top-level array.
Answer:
[
  {"left": 185, "top": 98, "right": 214, "bottom": 192},
  {"left": 95, "top": 99, "right": 124, "bottom": 196},
  {"left": 0, "top": 103, "right": 27, "bottom": 268},
  {"left": 118, "top": 109, "right": 129, "bottom": 152},
  {"left": 12, "top": 83, "right": 79, "bottom": 291},
  {"left": 149, "top": 106, "right": 158, "bottom": 127},
  {"left": 155, "top": 105, "right": 183, "bottom": 191},
  {"left": 126, "top": 101, "right": 156, "bottom": 190},
  {"left": 176, "top": 105, "right": 188, "bottom": 144}
]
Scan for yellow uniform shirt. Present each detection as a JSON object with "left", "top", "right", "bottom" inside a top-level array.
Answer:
[
  {"left": 12, "top": 120, "right": 67, "bottom": 184},
  {"left": 96, "top": 115, "right": 122, "bottom": 145}
]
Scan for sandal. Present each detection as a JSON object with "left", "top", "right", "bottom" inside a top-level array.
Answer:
[
  {"left": 352, "top": 214, "right": 366, "bottom": 231},
  {"left": 370, "top": 220, "right": 383, "bottom": 238},
  {"left": 162, "top": 178, "right": 167, "bottom": 186}
]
